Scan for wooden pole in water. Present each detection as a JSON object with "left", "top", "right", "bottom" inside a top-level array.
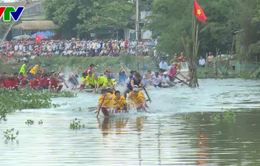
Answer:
[{"left": 188, "top": 19, "right": 199, "bottom": 88}]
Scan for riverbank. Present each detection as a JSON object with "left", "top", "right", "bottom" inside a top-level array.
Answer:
[
  {"left": 0, "top": 55, "right": 157, "bottom": 74},
  {"left": 0, "top": 55, "right": 257, "bottom": 79}
]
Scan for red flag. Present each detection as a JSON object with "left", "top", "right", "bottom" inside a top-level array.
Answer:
[
  {"left": 35, "top": 34, "right": 41, "bottom": 43},
  {"left": 193, "top": 0, "right": 207, "bottom": 23}
]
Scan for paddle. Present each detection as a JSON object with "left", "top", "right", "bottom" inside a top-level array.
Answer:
[
  {"left": 96, "top": 94, "right": 106, "bottom": 117},
  {"left": 143, "top": 87, "right": 152, "bottom": 103},
  {"left": 174, "top": 75, "right": 189, "bottom": 86}
]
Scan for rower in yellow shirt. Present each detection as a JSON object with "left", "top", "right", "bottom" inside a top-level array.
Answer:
[
  {"left": 128, "top": 86, "right": 147, "bottom": 112},
  {"left": 97, "top": 89, "right": 114, "bottom": 116},
  {"left": 103, "top": 76, "right": 115, "bottom": 89},
  {"left": 29, "top": 62, "right": 41, "bottom": 80},
  {"left": 113, "top": 90, "right": 127, "bottom": 113},
  {"left": 86, "top": 71, "right": 96, "bottom": 89},
  {"left": 80, "top": 73, "right": 87, "bottom": 90},
  {"left": 94, "top": 75, "right": 107, "bottom": 91}
]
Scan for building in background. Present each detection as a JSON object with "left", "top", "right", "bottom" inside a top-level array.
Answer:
[
  {"left": 124, "top": 11, "right": 153, "bottom": 40},
  {"left": 0, "top": 1, "right": 59, "bottom": 40}
]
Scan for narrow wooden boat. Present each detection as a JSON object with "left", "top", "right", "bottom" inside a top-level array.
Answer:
[{"left": 101, "top": 107, "right": 128, "bottom": 116}]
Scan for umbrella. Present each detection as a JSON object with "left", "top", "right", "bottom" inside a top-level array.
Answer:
[
  {"left": 31, "top": 31, "right": 54, "bottom": 38},
  {"left": 13, "top": 35, "right": 32, "bottom": 40}
]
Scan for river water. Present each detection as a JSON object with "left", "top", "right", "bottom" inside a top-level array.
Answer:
[{"left": 1, "top": 79, "right": 260, "bottom": 165}]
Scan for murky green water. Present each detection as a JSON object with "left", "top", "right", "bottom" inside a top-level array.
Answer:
[{"left": 1, "top": 79, "right": 260, "bottom": 165}]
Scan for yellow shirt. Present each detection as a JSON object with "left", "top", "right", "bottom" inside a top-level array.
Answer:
[
  {"left": 81, "top": 76, "right": 87, "bottom": 85},
  {"left": 113, "top": 96, "right": 127, "bottom": 110},
  {"left": 96, "top": 76, "right": 107, "bottom": 86},
  {"left": 98, "top": 93, "right": 113, "bottom": 107},
  {"left": 103, "top": 79, "right": 114, "bottom": 87},
  {"left": 129, "top": 91, "right": 145, "bottom": 106},
  {"left": 86, "top": 74, "right": 96, "bottom": 86},
  {"left": 30, "top": 65, "right": 38, "bottom": 75}
]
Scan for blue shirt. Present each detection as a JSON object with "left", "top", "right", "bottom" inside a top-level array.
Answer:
[{"left": 119, "top": 73, "right": 127, "bottom": 83}]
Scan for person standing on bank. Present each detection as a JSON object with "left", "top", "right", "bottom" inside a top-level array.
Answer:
[
  {"left": 199, "top": 56, "right": 205, "bottom": 68},
  {"left": 159, "top": 58, "right": 168, "bottom": 71}
]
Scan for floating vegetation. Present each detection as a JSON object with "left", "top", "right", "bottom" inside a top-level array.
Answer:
[
  {"left": 52, "top": 103, "right": 61, "bottom": 108},
  {"left": 0, "top": 89, "right": 77, "bottom": 120},
  {"left": 78, "top": 107, "right": 82, "bottom": 112},
  {"left": 70, "top": 118, "right": 86, "bottom": 130},
  {"left": 183, "top": 115, "right": 192, "bottom": 120},
  {"left": 25, "top": 119, "right": 34, "bottom": 125},
  {"left": 38, "top": 119, "right": 43, "bottom": 125},
  {"left": 0, "top": 113, "right": 7, "bottom": 121},
  {"left": 3, "top": 128, "right": 19, "bottom": 140},
  {"left": 210, "top": 110, "right": 236, "bottom": 123},
  {"left": 51, "top": 91, "right": 77, "bottom": 98}
]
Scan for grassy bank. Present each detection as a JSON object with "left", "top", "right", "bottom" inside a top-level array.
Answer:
[
  {"left": 1, "top": 55, "right": 255, "bottom": 79},
  {"left": 0, "top": 55, "right": 158, "bottom": 74}
]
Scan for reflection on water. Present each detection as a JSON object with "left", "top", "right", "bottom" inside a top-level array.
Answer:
[{"left": 1, "top": 79, "right": 260, "bottom": 165}]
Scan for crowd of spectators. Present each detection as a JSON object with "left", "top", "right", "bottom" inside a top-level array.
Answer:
[{"left": 0, "top": 39, "right": 157, "bottom": 63}]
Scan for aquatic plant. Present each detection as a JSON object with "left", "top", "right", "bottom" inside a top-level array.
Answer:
[
  {"left": 0, "top": 113, "right": 7, "bottom": 121},
  {"left": 38, "top": 119, "right": 43, "bottom": 125},
  {"left": 50, "top": 91, "right": 77, "bottom": 98},
  {"left": 3, "top": 128, "right": 19, "bottom": 140},
  {"left": 70, "top": 118, "right": 86, "bottom": 130},
  {"left": 0, "top": 89, "right": 77, "bottom": 120},
  {"left": 52, "top": 103, "right": 61, "bottom": 108},
  {"left": 222, "top": 110, "right": 236, "bottom": 122},
  {"left": 25, "top": 119, "right": 34, "bottom": 125},
  {"left": 183, "top": 115, "right": 192, "bottom": 120},
  {"left": 210, "top": 113, "right": 221, "bottom": 122},
  {"left": 210, "top": 110, "right": 236, "bottom": 123}
]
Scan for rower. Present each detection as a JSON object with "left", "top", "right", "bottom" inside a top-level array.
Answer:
[
  {"left": 19, "top": 59, "right": 28, "bottom": 75},
  {"left": 97, "top": 89, "right": 114, "bottom": 113},
  {"left": 86, "top": 71, "right": 96, "bottom": 89},
  {"left": 95, "top": 75, "right": 107, "bottom": 91},
  {"left": 49, "top": 74, "right": 63, "bottom": 92},
  {"left": 168, "top": 63, "right": 178, "bottom": 81},
  {"left": 161, "top": 71, "right": 172, "bottom": 87},
  {"left": 29, "top": 62, "right": 41, "bottom": 80},
  {"left": 113, "top": 90, "right": 127, "bottom": 113},
  {"left": 124, "top": 73, "right": 144, "bottom": 98},
  {"left": 85, "top": 64, "right": 94, "bottom": 76},
  {"left": 103, "top": 76, "right": 115, "bottom": 90},
  {"left": 80, "top": 72, "right": 87, "bottom": 90},
  {"left": 128, "top": 87, "right": 147, "bottom": 112}
]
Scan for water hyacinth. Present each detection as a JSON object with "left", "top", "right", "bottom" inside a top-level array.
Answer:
[
  {"left": 70, "top": 118, "right": 86, "bottom": 130},
  {"left": 3, "top": 128, "right": 19, "bottom": 140},
  {"left": 25, "top": 119, "right": 34, "bottom": 125},
  {"left": 0, "top": 89, "right": 77, "bottom": 120}
]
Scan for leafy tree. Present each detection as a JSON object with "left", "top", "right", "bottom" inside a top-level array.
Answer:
[
  {"left": 76, "top": 0, "right": 134, "bottom": 36},
  {"left": 43, "top": 0, "right": 134, "bottom": 39},
  {"left": 148, "top": 0, "right": 259, "bottom": 61}
]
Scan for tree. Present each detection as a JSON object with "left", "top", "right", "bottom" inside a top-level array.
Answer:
[
  {"left": 147, "top": 0, "right": 257, "bottom": 60},
  {"left": 76, "top": 0, "right": 134, "bottom": 37},
  {"left": 43, "top": 0, "right": 135, "bottom": 39}
]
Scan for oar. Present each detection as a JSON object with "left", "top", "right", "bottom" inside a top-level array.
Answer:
[
  {"left": 174, "top": 75, "right": 189, "bottom": 86},
  {"left": 96, "top": 95, "right": 106, "bottom": 117},
  {"left": 143, "top": 87, "right": 152, "bottom": 103}
]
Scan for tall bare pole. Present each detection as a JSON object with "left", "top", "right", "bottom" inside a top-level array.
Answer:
[{"left": 135, "top": 0, "right": 139, "bottom": 40}]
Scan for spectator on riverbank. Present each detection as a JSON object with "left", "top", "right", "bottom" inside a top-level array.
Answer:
[
  {"left": 199, "top": 56, "right": 205, "bottom": 68},
  {"left": 159, "top": 58, "right": 168, "bottom": 71}
]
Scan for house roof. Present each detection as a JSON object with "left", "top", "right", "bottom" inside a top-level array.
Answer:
[
  {"left": 0, "top": 1, "right": 42, "bottom": 10},
  {"left": 13, "top": 21, "right": 59, "bottom": 30}
]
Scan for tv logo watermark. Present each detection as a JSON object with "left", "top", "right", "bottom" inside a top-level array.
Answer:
[{"left": 0, "top": 6, "right": 24, "bottom": 21}]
